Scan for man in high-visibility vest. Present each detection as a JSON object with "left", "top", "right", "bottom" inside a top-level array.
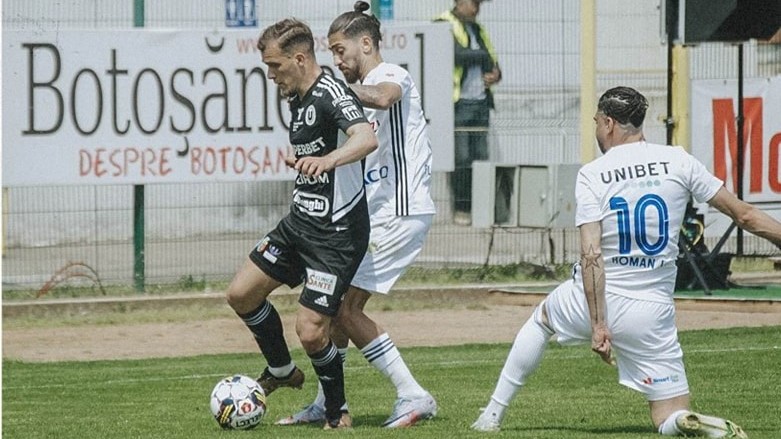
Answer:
[{"left": 436, "top": 0, "right": 501, "bottom": 226}]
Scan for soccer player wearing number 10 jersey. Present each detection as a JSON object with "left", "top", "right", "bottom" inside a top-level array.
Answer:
[{"left": 472, "top": 87, "right": 781, "bottom": 437}]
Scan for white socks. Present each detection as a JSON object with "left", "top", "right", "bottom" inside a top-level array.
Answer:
[
  {"left": 362, "top": 333, "right": 427, "bottom": 400},
  {"left": 659, "top": 409, "right": 690, "bottom": 435},
  {"left": 310, "top": 334, "right": 426, "bottom": 408},
  {"left": 268, "top": 363, "right": 296, "bottom": 378},
  {"left": 482, "top": 309, "right": 553, "bottom": 424}
]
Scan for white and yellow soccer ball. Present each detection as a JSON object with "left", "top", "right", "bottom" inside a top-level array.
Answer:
[{"left": 209, "top": 374, "right": 267, "bottom": 430}]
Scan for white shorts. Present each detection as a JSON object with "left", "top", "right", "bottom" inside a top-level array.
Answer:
[
  {"left": 350, "top": 214, "right": 433, "bottom": 294},
  {"left": 542, "top": 279, "right": 689, "bottom": 401}
]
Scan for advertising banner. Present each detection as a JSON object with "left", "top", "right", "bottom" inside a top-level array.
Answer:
[
  {"left": 691, "top": 77, "right": 781, "bottom": 204},
  {"left": 2, "top": 24, "right": 453, "bottom": 186}
]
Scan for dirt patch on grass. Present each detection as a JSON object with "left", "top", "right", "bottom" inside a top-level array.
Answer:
[{"left": 4, "top": 289, "right": 781, "bottom": 362}]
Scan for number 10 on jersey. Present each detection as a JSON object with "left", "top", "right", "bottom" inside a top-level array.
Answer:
[{"left": 609, "top": 194, "right": 669, "bottom": 256}]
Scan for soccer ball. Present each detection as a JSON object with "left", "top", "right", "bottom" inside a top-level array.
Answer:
[{"left": 209, "top": 374, "right": 267, "bottom": 430}]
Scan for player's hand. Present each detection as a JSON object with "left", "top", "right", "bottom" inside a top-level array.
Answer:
[
  {"left": 284, "top": 154, "right": 297, "bottom": 169},
  {"left": 591, "top": 322, "right": 615, "bottom": 366},
  {"left": 295, "top": 156, "right": 337, "bottom": 178}
]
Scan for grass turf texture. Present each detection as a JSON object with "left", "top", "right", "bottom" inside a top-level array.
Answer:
[
  {"left": 3, "top": 326, "right": 779, "bottom": 438},
  {"left": 675, "top": 284, "right": 781, "bottom": 300}
]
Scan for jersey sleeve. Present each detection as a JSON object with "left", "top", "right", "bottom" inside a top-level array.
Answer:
[
  {"left": 375, "top": 64, "right": 411, "bottom": 92},
  {"left": 686, "top": 152, "right": 724, "bottom": 203},
  {"left": 320, "top": 81, "right": 368, "bottom": 133},
  {"left": 575, "top": 167, "right": 602, "bottom": 226}
]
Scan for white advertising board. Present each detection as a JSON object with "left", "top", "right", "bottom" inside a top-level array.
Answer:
[
  {"left": 2, "top": 24, "right": 453, "bottom": 186},
  {"left": 691, "top": 77, "right": 781, "bottom": 204}
]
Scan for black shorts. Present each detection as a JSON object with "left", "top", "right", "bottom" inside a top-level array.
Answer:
[{"left": 249, "top": 215, "right": 369, "bottom": 316}]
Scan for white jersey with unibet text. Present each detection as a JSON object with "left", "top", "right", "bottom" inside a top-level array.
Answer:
[
  {"left": 361, "top": 62, "right": 435, "bottom": 221},
  {"left": 575, "top": 142, "right": 723, "bottom": 304}
]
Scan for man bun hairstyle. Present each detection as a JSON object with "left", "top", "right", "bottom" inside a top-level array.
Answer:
[
  {"left": 257, "top": 18, "right": 315, "bottom": 55},
  {"left": 354, "top": 0, "right": 371, "bottom": 13},
  {"left": 328, "top": 1, "right": 382, "bottom": 49},
  {"left": 598, "top": 86, "right": 649, "bottom": 129}
]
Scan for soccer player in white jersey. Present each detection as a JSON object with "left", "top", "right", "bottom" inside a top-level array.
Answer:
[
  {"left": 472, "top": 86, "right": 781, "bottom": 437},
  {"left": 275, "top": 1, "right": 437, "bottom": 429}
]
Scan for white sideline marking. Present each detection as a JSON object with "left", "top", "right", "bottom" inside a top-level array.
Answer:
[{"left": 6, "top": 345, "right": 778, "bottom": 390}]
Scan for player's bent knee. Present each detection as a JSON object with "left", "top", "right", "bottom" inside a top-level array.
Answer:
[
  {"left": 224, "top": 286, "right": 250, "bottom": 312},
  {"left": 297, "top": 328, "right": 329, "bottom": 353}
]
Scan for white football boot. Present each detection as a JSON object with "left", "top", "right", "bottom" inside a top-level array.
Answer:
[
  {"left": 675, "top": 412, "right": 748, "bottom": 438},
  {"left": 382, "top": 393, "right": 438, "bottom": 428}
]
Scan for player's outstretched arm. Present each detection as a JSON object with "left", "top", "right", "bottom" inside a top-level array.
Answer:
[
  {"left": 707, "top": 187, "right": 781, "bottom": 247},
  {"left": 579, "top": 221, "right": 614, "bottom": 366},
  {"left": 349, "top": 82, "right": 402, "bottom": 110},
  {"left": 295, "top": 122, "right": 377, "bottom": 177}
]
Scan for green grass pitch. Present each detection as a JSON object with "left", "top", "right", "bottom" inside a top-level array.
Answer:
[{"left": 3, "top": 326, "right": 780, "bottom": 438}]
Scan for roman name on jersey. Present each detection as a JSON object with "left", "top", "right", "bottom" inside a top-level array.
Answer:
[
  {"left": 600, "top": 161, "right": 671, "bottom": 184},
  {"left": 293, "top": 137, "right": 326, "bottom": 156},
  {"left": 611, "top": 255, "right": 665, "bottom": 269},
  {"left": 293, "top": 191, "right": 329, "bottom": 217}
]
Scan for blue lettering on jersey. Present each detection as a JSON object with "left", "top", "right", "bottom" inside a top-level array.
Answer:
[
  {"left": 364, "top": 166, "right": 389, "bottom": 184},
  {"left": 609, "top": 194, "right": 669, "bottom": 256}
]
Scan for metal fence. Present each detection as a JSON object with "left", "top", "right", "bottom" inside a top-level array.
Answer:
[{"left": 3, "top": 0, "right": 779, "bottom": 290}]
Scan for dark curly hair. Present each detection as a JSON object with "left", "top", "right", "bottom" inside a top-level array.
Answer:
[{"left": 598, "top": 86, "right": 648, "bottom": 129}]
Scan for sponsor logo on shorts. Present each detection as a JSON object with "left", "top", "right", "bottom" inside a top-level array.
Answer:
[
  {"left": 256, "top": 237, "right": 281, "bottom": 263},
  {"left": 306, "top": 268, "right": 337, "bottom": 295},
  {"left": 263, "top": 249, "right": 279, "bottom": 263},
  {"left": 255, "top": 237, "right": 270, "bottom": 253},
  {"left": 314, "top": 295, "right": 329, "bottom": 307},
  {"left": 642, "top": 374, "right": 679, "bottom": 385}
]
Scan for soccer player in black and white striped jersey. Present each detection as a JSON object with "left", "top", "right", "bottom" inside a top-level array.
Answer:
[
  {"left": 225, "top": 18, "right": 377, "bottom": 431},
  {"left": 275, "top": 1, "right": 437, "bottom": 429}
]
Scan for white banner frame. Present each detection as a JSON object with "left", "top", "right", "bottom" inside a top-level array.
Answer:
[{"left": 2, "top": 24, "right": 454, "bottom": 186}]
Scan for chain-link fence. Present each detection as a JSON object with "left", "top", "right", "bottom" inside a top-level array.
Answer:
[{"left": 3, "top": 0, "right": 779, "bottom": 290}]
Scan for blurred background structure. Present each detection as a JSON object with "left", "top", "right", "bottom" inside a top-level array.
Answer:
[{"left": 3, "top": 0, "right": 780, "bottom": 290}]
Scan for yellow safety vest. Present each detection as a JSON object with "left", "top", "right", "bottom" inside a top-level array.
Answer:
[{"left": 435, "top": 10, "right": 499, "bottom": 103}]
